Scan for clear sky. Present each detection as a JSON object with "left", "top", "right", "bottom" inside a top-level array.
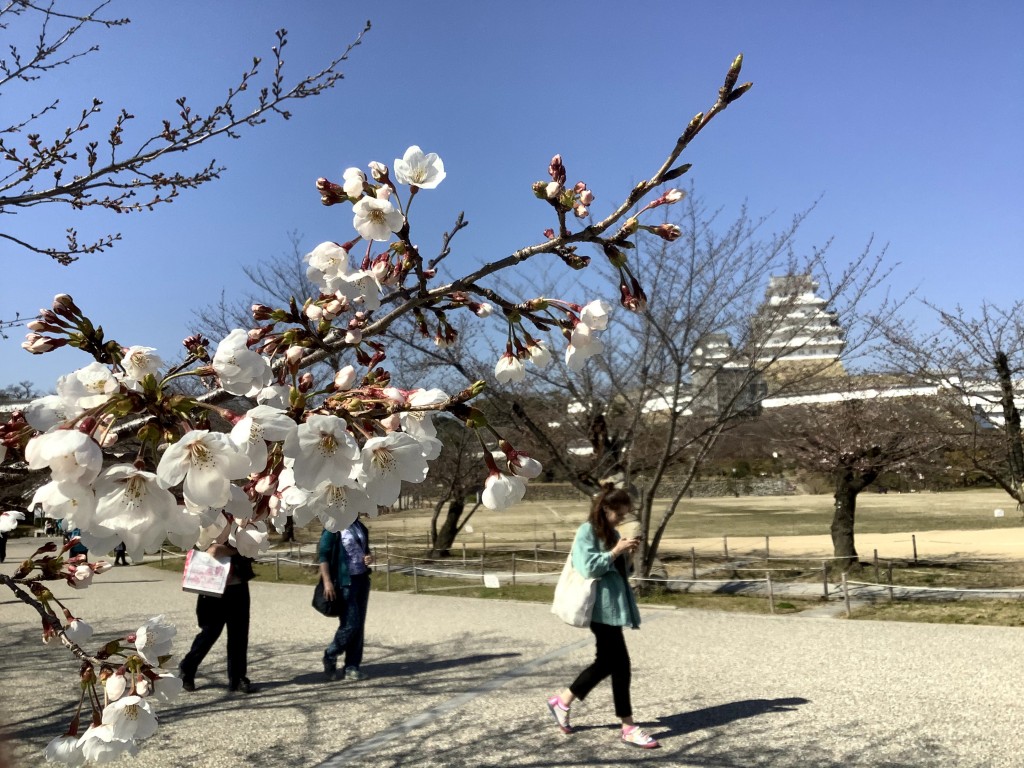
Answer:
[{"left": 2, "top": 0, "right": 1022, "bottom": 391}]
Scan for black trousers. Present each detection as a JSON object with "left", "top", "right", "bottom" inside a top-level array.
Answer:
[
  {"left": 179, "top": 582, "right": 250, "bottom": 683},
  {"left": 569, "top": 622, "right": 632, "bottom": 718}
]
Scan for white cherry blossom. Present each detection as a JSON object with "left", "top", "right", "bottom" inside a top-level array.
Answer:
[
  {"left": 134, "top": 616, "right": 176, "bottom": 666},
  {"left": 24, "top": 394, "right": 69, "bottom": 432},
  {"left": 31, "top": 481, "right": 96, "bottom": 532},
  {"left": 104, "top": 670, "right": 128, "bottom": 702},
  {"left": 212, "top": 329, "right": 272, "bottom": 397},
  {"left": 337, "top": 269, "right": 382, "bottom": 312},
  {"left": 64, "top": 618, "right": 93, "bottom": 644},
  {"left": 57, "top": 361, "right": 119, "bottom": 413},
  {"left": 69, "top": 565, "right": 95, "bottom": 589},
  {"left": 76, "top": 725, "right": 139, "bottom": 763},
  {"left": 342, "top": 166, "right": 366, "bottom": 199},
  {"left": 0, "top": 510, "right": 24, "bottom": 533},
  {"left": 101, "top": 695, "right": 158, "bottom": 741},
  {"left": 121, "top": 346, "right": 164, "bottom": 384},
  {"left": 94, "top": 465, "right": 182, "bottom": 561},
  {"left": 481, "top": 472, "right": 527, "bottom": 510},
  {"left": 284, "top": 415, "right": 360, "bottom": 490},
  {"left": 229, "top": 520, "right": 270, "bottom": 558},
  {"left": 229, "top": 405, "right": 297, "bottom": 474},
  {"left": 528, "top": 341, "right": 552, "bottom": 368},
  {"left": 565, "top": 321, "right": 605, "bottom": 372},
  {"left": 334, "top": 365, "right": 357, "bottom": 390},
  {"left": 25, "top": 430, "right": 103, "bottom": 486},
  {"left": 150, "top": 674, "right": 184, "bottom": 703},
  {"left": 355, "top": 432, "right": 429, "bottom": 506},
  {"left": 495, "top": 352, "right": 526, "bottom": 384},
  {"left": 156, "top": 430, "right": 250, "bottom": 509},
  {"left": 256, "top": 384, "right": 291, "bottom": 409},
  {"left": 580, "top": 299, "right": 612, "bottom": 330},
  {"left": 305, "top": 241, "right": 350, "bottom": 293},
  {"left": 508, "top": 452, "right": 543, "bottom": 479},
  {"left": 44, "top": 735, "right": 86, "bottom": 767},
  {"left": 400, "top": 388, "right": 447, "bottom": 460},
  {"left": 394, "top": 145, "right": 446, "bottom": 189},
  {"left": 352, "top": 196, "right": 404, "bottom": 241}
]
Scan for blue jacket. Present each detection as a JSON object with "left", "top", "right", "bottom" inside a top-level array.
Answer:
[
  {"left": 571, "top": 522, "right": 641, "bottom": 629},
  {"left": 318, "top": 529, "right": 350, "bottom": 588}
]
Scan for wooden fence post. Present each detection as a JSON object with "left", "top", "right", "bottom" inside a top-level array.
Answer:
[
  {"left": 841, "top": 572, "right": 851, "bottom": 617},
  {"left": 690, "top": 547, "right": 697, "bottom": 580},
  {"left": 723, "top": 535, "right": 729, "bottom": 558},
  {"left": 912, "top": 534, "right": 918, "bottom": 563},
  {"left": 276, "top": 553, "right": 280, "bottom": 581},
  {"left": 766, "top": 571, "right": 775, "bottom": 614},
  {"left": 873, "top": 549, "right": 879, "bottom": 583},
  {"left": 822, "top": 561, "right": 829, "bottom": 599},
  {"left": 412, "top": 564, "right": 418, "bottom": 594},
  {"left": 512, "top": 553, "right": 517, "bottom": 587},
  {"left": 887, "top": 562, "right": 894, "bottom": 602}
]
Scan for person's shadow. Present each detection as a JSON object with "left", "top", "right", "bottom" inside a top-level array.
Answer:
[{"left": 652, "top": 697, "right": 810, "bottom": 739}]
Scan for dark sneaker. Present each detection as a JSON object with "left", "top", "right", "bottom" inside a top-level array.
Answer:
[
  {"left": 621, "top": 725, "right": 659, "bottom": 749},
  {"left": 546, "top": 695, "right": 573, "bottom": 734},
  {"left": 229, "top": 677, "right": 257, "bottom": 694},
  {"left": 323, "top": 666, "right": 338, "bottom": 682},
  {"left": 179, "top": 669, "right": 195, "bottom": 692},
  {"left": 342, "top": 667, "right": 369, "bottom": 682}
]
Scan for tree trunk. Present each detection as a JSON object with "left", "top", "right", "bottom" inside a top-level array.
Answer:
[
  {"left": 831, "top": 471, "right": 860, "bottom": 570},
  {"left": 994, "top": 351, "right": 1024, "bottom": 505},
  {"left": 431, "top": 496, "right": 465, "bottom": 557}
]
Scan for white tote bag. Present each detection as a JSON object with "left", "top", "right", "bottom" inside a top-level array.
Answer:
[{"left": 551, "top": 554, "right": 597, "bottom": 627}]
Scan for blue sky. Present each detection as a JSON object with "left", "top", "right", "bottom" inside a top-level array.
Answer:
[{"left": 2, "top": 0, "right": 1022, "bottom": 391}]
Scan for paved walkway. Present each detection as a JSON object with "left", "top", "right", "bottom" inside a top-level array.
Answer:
[{"left": 1, "top": 537, "right": 1022, "bottom": 767}]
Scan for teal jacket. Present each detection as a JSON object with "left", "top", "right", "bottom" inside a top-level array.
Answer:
[
  {"left": 571, "top": 522, "right": 641, "bottom": 629},
  {"left": 317, "top": 529, "right": 350, "bottom": 588}
]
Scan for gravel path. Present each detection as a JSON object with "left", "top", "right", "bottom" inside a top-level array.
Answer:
[{"left": 1, "top": 537, "right": 1021, "bottom": 768}]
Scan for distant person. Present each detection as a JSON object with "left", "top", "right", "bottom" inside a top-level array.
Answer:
[
  {"left": 178, "top": 541, "right": 257, "bottom": 693},
  {"left": 545, "top": 486, "right": 660, "bottom": 749},
  {"left": 113, "top": 541, "right": 128, "bottom": 566},
  {"left": 67, "top": 528, "right": 88, "bottom": 559},
  {"left": 318, "top": 517, "right": 374, "bottom": 681},
  {"left": 0, "top": 529, "right": 7, "bottom": 564}
]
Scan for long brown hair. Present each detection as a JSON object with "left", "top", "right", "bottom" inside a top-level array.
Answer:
[{"left": 588, "top": 486, "right": 632, "bottom": 550}]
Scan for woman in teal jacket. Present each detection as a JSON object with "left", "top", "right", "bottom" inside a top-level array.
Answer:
[{"left": 546, "top": 487, "right": 659, "bottom": 749}]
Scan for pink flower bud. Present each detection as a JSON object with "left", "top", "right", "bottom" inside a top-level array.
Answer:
[
  {"left": 545, "top": 181, "right": 561, "bottom": 199},
  {"left": 298, "top": 373, "right": 314, "bottom": 392},
  {"left": 251, "top": 304, "right": 273, "bottom": 321},
  {"left": 334, "top": 365, "right": 357, "bottom": 390},
  {"left": 574, "top": 204, "right": 589, "bottom": 218},
  {"left": 368, "top": 161, "right": 389, "bottom": 181},
  {"left": 379, "top": 414, "right": 401, "bottom": 432},
  {"left": 345, "top": 328, "right": 362, "bottom": 344},
  {"left": 285, "top": 346, "right": 304, "bottom": 366},
  {"left": 579, "top": 189, "right": 595, "bottom": 206}
]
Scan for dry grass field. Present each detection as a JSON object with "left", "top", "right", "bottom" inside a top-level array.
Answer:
[{"left": 365, "top": 488, "right": 1024, "bottom": 561}]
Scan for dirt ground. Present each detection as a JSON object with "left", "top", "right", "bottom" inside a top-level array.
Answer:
[{"left": 665, "top": 528, "right": 1024, "bottom": 561}]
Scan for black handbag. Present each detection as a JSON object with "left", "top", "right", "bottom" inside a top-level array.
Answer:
[{"left": 312, "top": 579, "right": 344, "bottom": 617}]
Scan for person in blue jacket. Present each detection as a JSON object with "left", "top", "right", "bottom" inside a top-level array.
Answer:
[
  {"left": 318, "top": 517, "right": 375, "bottom": 681},
  {"left": 546, "top": 486, "right": 660, "bottom": 749}
]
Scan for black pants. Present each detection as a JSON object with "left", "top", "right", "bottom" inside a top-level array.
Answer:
[
  {"left": 179, "top": 582, "right": 250, "bottom": 684},
  {"left": 323, "top": 573, "right": 371, "bottom": 671},
  {"left": 569, "top": 622, "right": 632, "bottom": 718}
]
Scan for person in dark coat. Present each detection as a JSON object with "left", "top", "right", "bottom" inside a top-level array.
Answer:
[
  {"left": 318, "top": 518, "right": 374, "bottom": 681},
  {"left": 178, "top": 541, "right": 257, "bottom": 693}
]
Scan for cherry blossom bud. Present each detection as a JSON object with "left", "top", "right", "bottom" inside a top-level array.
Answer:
[
  {"left": 334, "top": 365, "right": 357, "bottom": 390},
  {"left": 532, "top": 181, "right": 548, "bottom": 199},
  {"left": 650, "top": 223, "right": 682, "bottom": 242},
  {"left": 603, "top": 244, "right": 628, "bottom": 267},
  {"left": 285, "top": 346, "right": 304, "bottom": 367},
  {"left": 345, "top": 328, "right": 362, "bottom": 344},
  {"left": 21, "top": 333, "right": 64, "bottom": 354},
  {"left": 52, "top": 294, "right": 81, "bottom": 316},
  {"left": 545, "top": 181, "right": 561, "bottom": 199},
  {"left": 379, "top": 414, "right": 401, "bottom": 432},
  {"left": 251, "top": 304, "right": 273, "bottom": 321},
  {"left": 298, "top": 373, "right": 314, "bottom": 392},
  {"left": 474, "top": 302, "right": 494, "bottom": 318},
  {"left": 316, "top": 177, "right": 347, "bottom": 206},
  {"left": 324, "top": 298, "right": 344, "bottom": 317},
  {"left": 573, "top": 181, "right": 587, "bottom": 194},
  {"left": 27, "top": 320, "right": 62, "bottom": 333},
  {"left": 304, "top": 303, "right": 324, "bottom": 322},
  {"left": 543, "top": 228, "right": 555, "bottom": 239},
  {"left": 574, "top": 204, "right": 589, "bottom": 218},
  {"left": 662, "top": 188, "right": 684, "bottom": 204},
  {"left": 369, "top": 161, "right": 390, "bottom": 181},
  {"left": 579, "top": 188, "right": 595, "bottom": 206},
  {"left": 548, "top": 155, "right": 566, "bottom": 184}
]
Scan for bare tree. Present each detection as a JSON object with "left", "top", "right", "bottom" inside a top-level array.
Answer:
[
  {"left": 884, "top": 301, "right": 1024, "bottom": 510},
  {"left": 0, "top": 1, "right": 369, "bottom": 265},
  {"left": 765, "top": 389, "right": 946, "bottom": 569}
]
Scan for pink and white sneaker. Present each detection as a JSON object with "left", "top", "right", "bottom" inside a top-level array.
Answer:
[
  {"left": 621, "top": 725, "right": 660, "bottom": 749},
  {"left": 546, "top": 696, "right": 573, "bottom": 734}
]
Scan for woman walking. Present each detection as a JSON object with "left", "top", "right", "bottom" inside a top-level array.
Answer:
[
  {"left": 318, "top": 517, "right": 374, "bottom": 681},
  {"left": 546, "top": 487, "right": 660, "bottom": 749}
]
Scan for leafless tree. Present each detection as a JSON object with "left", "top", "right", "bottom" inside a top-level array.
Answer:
[
  {"left": 0, "top": 1, "right": 369, "bottom": 266},
  {"left": 884, "top": 301, "right": 1024, "bottom": 510}
]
